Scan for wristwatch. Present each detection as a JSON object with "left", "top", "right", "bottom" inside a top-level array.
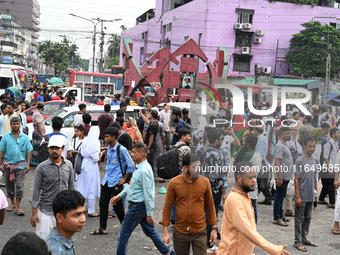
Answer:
[{"left": 212, "top": 226, "right": 218, "bottom": 232}]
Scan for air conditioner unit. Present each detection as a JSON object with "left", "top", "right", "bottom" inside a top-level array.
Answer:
[
  {"left": 264, "top": 67, "right": 272, "bottom": 74},
  {"left": 254, "top": 37, "right": 262, "bottom": 44},
  {"left": 256, "top": 29, "right": 264, "bottom": 36},
  {"left": 244, "top": 23, "right": 252, "bottom": 29},
  {"left": 235, "top": 23, "right": 243, "bottom": 29},
  {"left": 242, "top": 47, "right": 250, "bottom": 54}
]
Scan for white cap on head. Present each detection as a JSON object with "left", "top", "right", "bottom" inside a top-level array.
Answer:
[{"left": 48, "top": 135, "right": 64, "bottom": 148}]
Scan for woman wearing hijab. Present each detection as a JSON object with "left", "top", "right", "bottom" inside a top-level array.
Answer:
[
  {"left": 126, "top": 117, "right": 143, "bottom": 144},
  {"left": 76, "top": 126, "right": 101, "bottom": 217}
]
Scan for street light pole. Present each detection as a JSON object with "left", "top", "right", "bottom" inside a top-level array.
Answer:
[
  {"left": 69, "top": 13, "right": 100, "bottom": 72},
  {"left": 92, "top": 17, "right": 122, "bottom": 73}
]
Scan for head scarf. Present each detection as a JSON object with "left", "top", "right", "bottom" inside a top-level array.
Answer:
[
  {"left": 310, "top": 128, "right": 322, "bottom": 144},
  {"left": 128, "top": 117, "right": 143, "bottom": 144},
  {"left": 81, "top": 126, "right": 100, "bottom": 159}
]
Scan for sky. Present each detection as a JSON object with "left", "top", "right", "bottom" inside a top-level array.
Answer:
[{"left": 38, "top": 0, "right": 156, "bottom": 59}]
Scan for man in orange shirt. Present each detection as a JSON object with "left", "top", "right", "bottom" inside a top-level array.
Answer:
[
  {"left": 161, "top": 153, "right": 217, "bottom": 255},
  {"left": 217, "top": 161, "right": 291, "bottom": 255}
]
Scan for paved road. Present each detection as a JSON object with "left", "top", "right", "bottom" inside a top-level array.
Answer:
[{"left": 0, "top": 166, "right": 339, "bottom": 254}]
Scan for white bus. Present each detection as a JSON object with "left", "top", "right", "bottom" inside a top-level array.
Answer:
[{"left": 0, "top": 64, "right": 29, "bottom": 94}]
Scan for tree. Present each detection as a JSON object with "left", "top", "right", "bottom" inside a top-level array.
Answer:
[
  {"left": 285, "top": 21, "right": 340, "bottom": 77},
  {"left": 106, "top": 25, "right": 127, "bottom": 59},
  {"left": 106, "top": 56, "right": 119, "bottom": 68},
  {"left": 38, "top": 38, "right": 78, "bottom": 76},
  {"left": 107, "top": 34, "right": 121, "bottom": 58}
]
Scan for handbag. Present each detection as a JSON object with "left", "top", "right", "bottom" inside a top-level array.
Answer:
[
  {"left": 257, "top": 163, "right": 271, "bottom": 192},
  {"left": 23, "top": 126, "right": 29, "bottom": 135},
  {"left": 74, "top": 148, "right": 83, "bottom": 175}
]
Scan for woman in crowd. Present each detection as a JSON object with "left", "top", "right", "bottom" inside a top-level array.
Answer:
[
  {"left": 76, "top": 126, "right": 101, "bottom": 217},
  {"left": 126, "top": 117, "right": 143, "bottom": 144},
  {"left": 71, "top": 124, "right": 86, "bottom": 163}
]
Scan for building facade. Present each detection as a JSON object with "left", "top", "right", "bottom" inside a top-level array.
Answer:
[
  {"left": 0, "top": 0, "right": 40, "bottom": 69},
  {"left": 121, "top": 0, "right": 340, "bottom": 76}
]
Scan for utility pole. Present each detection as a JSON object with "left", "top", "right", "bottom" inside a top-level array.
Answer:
[
  {"left": 325, "top": 43, "right": 331, "bottom": 105},
  {"left": 99, "top": 20, "right": 105, "bottom": 73}
]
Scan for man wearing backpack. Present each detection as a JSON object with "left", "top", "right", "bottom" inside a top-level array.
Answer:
[
  {"left": 90, "top": 127, "right": 134, "bottom": 235},
  {"left": 40, "top": 117, "right": 72, "bottom": 162},
  {"left": 171, "top": 109, "right": 185, "bottom": 146},
  {"left": 197, "top": 128, "right": 226, "bottom": 253},
  {"left": 318, "top": 128, "right": 339, "bottom": 208}
]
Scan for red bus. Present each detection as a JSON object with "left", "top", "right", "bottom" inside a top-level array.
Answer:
[
  {"left": 111, "top": 65, "right": 124, "bottom": 75},
  {"left": 68, "top": 70, "right": 123, "bottom": 98}
]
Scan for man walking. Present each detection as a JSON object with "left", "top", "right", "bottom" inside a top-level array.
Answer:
[
  {"left": 2, "top": 101, "right": 20, "bottom": 136},
  {"left": 110, "top": 143, "right": 175, "bottom": 255},
  {"left": 161, "top": 153, "right": 217, "bottom": 255},
  {"left": 217, "top": 161, "right": 291, "bottom": 255},
  {"left": 159, "top": 103, "right": 171, "bottom": 149},
  {"left": 293, "top": 137, "right": 318, "bottom": 252},
  {"left": 0, "top": 117, "right": 32, "bottom": 216},
  {"left": 31, "top": 102, "right": 46, "bottom": 166},
  {"left": 171, "top": 109, "right": 185, "bottom": 146},
  {"left": 90, "top": 127, "right": 134, "bottom": 235},
  {"left": 98, "top": 104, "right": 114, "bottom": 147},
  {"left": 45, "top": 190, "right": 86, "bottom": 255},
  {"left": 273, "top": 127, "right": 293, "bottom": 226},
  {"left": 298, "top": 115, "right": 313, "bottom": 146},
  {"left": 30, "top": 135, "right": 75, "bottom": 238}
]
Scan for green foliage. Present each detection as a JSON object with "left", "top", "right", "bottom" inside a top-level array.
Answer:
[
  {"left": 76, "top": 58, "right": 90, "bottom": 71},
  {"left": 107, "top": 34, "right": 121, "bottom": 58},
  {"left": 38, "top": 38, "right": 78, "bottom": 76},
  {"left": 106, "top": 56, "right": 119, "bottom": 68},
  {"left": 285, "top": 21, "right": 340, "bottom": 77}
]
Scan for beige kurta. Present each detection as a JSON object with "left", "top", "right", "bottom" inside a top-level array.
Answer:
[{"left": 217, "top": 187, "right": 283, "bottom": 255}]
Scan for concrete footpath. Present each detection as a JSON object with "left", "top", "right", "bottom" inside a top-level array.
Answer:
[{"left": 0, "top": 166, "right": 339, "bottom": 254}]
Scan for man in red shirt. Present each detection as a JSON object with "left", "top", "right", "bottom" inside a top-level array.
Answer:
[
  {"left": 97, "top": 96, "right": 105, "bottom": 105},
  {"left": 52, "top": 91, "right": 62, "bottom": 101}
]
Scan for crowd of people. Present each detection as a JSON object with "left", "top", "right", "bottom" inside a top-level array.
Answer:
[{"left": 0, "top": 91, "right": 340, "bottom": 255}]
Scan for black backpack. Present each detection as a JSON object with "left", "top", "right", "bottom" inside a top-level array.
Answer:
[
  {"left": 156, "top": 144, "right": 186, "bottom": 179},
  {"left": 37, "top": 135, "right": 50, "bottom": 163}
]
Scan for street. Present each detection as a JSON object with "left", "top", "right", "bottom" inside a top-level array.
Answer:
[{"left": 0, "top": 165, "right": 339, "bottom": 255}]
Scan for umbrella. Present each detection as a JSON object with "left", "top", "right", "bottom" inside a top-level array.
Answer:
[
  {"left": 49, "top": 77, "right": 64, "bottom": 85},
  {"left": 6, "top": 86, "right": 20, "bottom": 96}
]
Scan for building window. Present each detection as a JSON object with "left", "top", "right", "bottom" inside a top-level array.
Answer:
[
  {"left": 169, "top": 0, "right": 193, "bottom": 11},
  {"left": 233, "top": 54, "right": 252, "bottom": 72},
  {"left": 166, "top": 23, "right": 172, "bottom": 32},
  {"left": 236, "top": 8, "right": 254, "bottom": 24},
  {"left": 184, "top": 36, "right": 189, "bottom": 41},
  {"left": 141, "top": 33, "right": 145, "bottom": 40},
  {"left": 140, "top": 47, "right": 145, "bottom": 65},
  {"left": 235, "top": 31, "right": 253, "bottom": 47}
]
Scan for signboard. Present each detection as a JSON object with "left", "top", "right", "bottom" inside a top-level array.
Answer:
[
  {"left": 178, "top": 89, "right": 195, "bottom": 102},
  {"left": 0, "top": 14, "right": 12, "bottom": 20},
  {"left": 0, "top": 28, "right": 14, "bottom": 35}
]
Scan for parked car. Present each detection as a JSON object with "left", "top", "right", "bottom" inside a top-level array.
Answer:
[
  {"left": 23, "top": 100, "right": 83, "bottom": 123},
  {"left": 27, "top": 105, "right": 143, "bottom": 141}
]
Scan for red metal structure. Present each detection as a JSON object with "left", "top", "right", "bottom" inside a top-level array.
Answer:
[{"left": 122, "top": 38, "right": 228, "bottom": 106}]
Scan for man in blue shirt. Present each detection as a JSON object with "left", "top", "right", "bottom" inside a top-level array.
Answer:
[
  {"left": 45, "top": 190, "right": 86, "bottom": 255},
  {"left": 171, "top": 109, "right": 185, "bottom": 145},
  {"left": 111, "top": 143, "right": 175, "bottom": 255},
  {"left": 0, "top": 117, "right": 32, "bottom": 216},
  {"left": 90, "top": 127, "right": 134, "bottom": 235},
  {"left": 111, "top": 95, "right": 121, "bottom": 106}
]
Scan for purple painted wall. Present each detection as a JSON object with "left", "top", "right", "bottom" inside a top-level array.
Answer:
[{"left": 121, "top": 0, "right": 340, "bottom": 76}]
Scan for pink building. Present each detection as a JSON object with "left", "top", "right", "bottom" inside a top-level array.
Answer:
[{"left": 121, "top": 0, "right": 340, "bottom": 75}]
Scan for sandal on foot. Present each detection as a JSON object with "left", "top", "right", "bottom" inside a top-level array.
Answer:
[
  {"left": 332, "top": 228, "right": 340, "bottom": 235},
  {"left": 302, "top": 241, "right": 317, "bottom": 247},
  {"left": 272, "top": 219, "right": 288, "bottom": 226},
  {"left": 6, "top": 205, "right": 15, "bottom": 212},
  {"left": 90, "top": 229, "right": 108, "bottom": 235},
  {"left": 108, "top": 212, "right": 117, "bottom": 219},
  {"left": 14, "top": 210, "right": 25, "bottom": 216},
  {"left": 88, "top": 213, "right": 100, "bottom": 217},
  {"left": 282, "top": 218, "right": 290, "bottom": 222},
  {"left": 293, "top": 243, "right": 307, "bottom": 252},
  {"left": 317, "top": 201, "right": 327, "bottom": 204}
]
